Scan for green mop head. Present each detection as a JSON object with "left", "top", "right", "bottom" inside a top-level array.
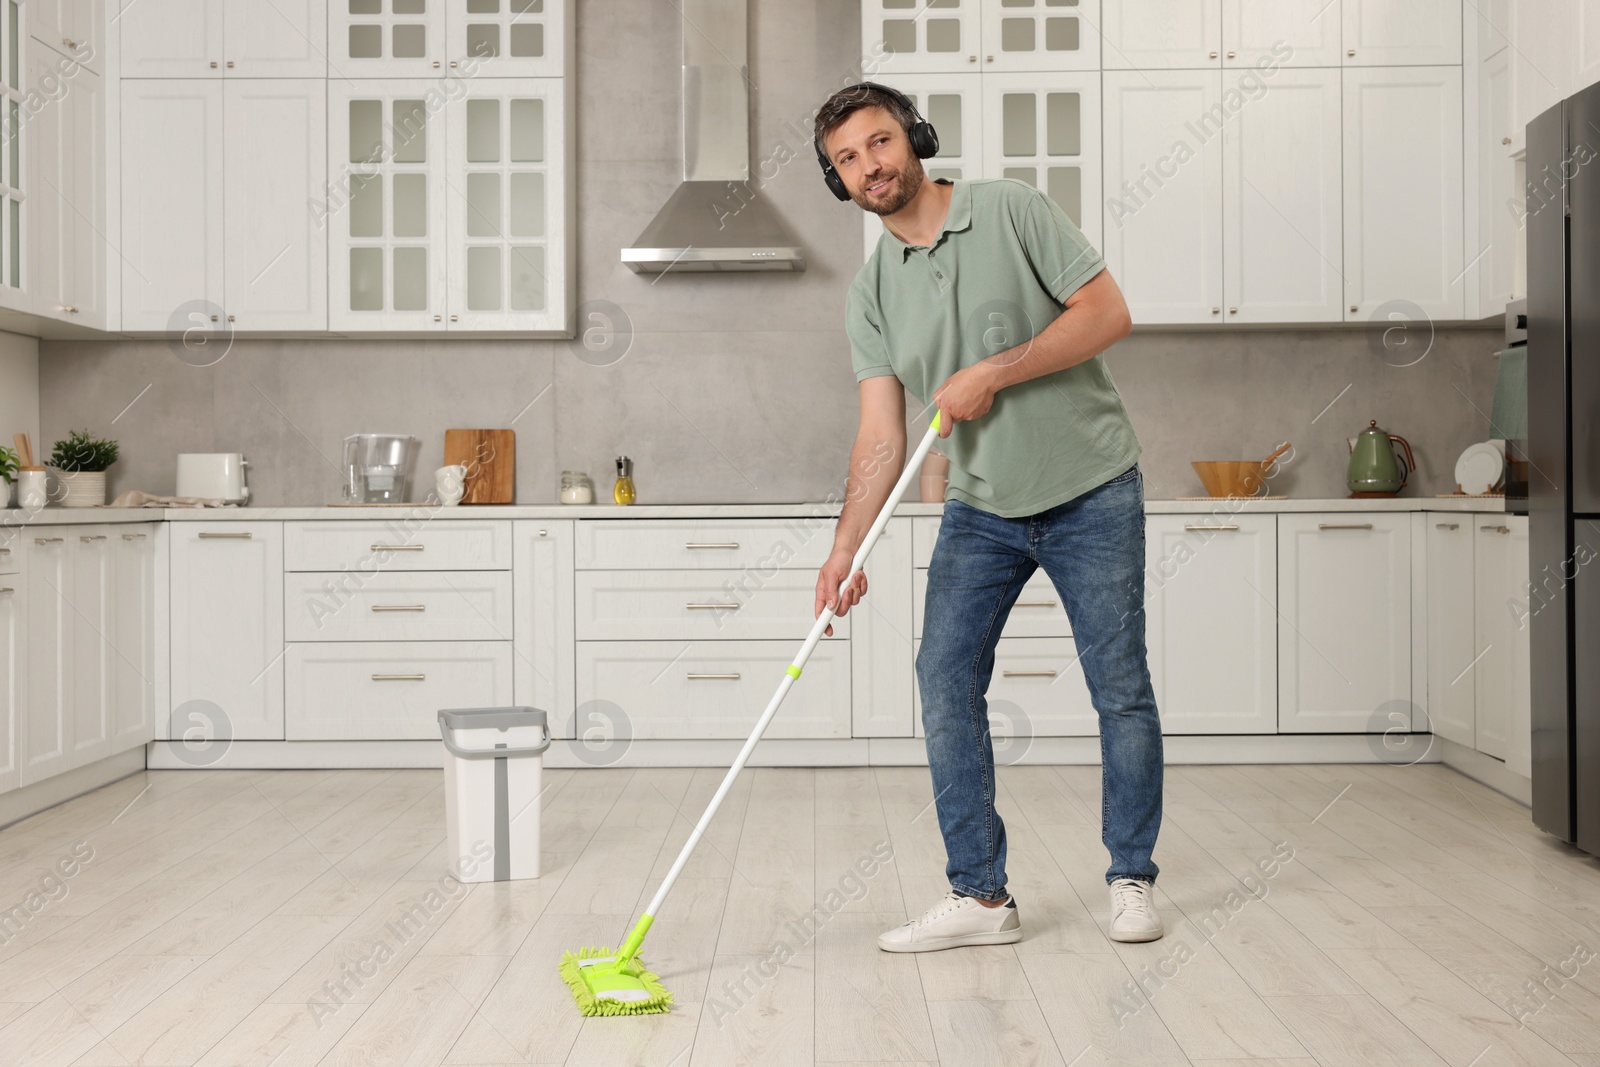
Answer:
[{"left": 558, "top": 947, "right": 674, "bottom": 1016}]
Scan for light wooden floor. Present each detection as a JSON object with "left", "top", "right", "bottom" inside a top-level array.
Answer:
[{"left": 1, "top": 762, "right": 1598, "bottom": 1066}]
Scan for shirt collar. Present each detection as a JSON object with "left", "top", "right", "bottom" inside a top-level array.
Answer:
[{"left": 895, "top": 179, "right": 971, "bottom": 260}]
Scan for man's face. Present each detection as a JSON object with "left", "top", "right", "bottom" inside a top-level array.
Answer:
[{"left": 824, "top": 106, "right": 925, "bottom": 216}]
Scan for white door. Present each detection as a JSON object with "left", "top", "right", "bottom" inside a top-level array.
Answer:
[
  {"left": 1277, "top": 514, "right": 1411, "bottom": 732},
  {"left": 1478, "top": 0, "right": 1512, "bottom": 59},
  {"left": 1342, "top": 66, "right": 1464, "bottom": 321},
  {"left": 27, "top": 45, "right": 67, "bottom": 322},
  {"left": 862, "top": 0, "right": 981, "bottom": 75},
  {"left": 120, "top": 79, "right": 225, "bottom": 329},
  {"left": 1342, "top": 0, "right": 1463, "bottom": 65},
  {"left": 117, "top": 0, "right": 225, "bottom": 77},
  {"left": 446, "top": 0, "right": 565, "bottom": 77},
  {"left": 29, "top": 0, "right": 102, "bottom": 69},
  {"left": 1102, "top": 70, "right": 1223, "bottom": 324},
  {"left": 1505, "top": 515, "right": 1532, "bottom": 776},
  {"left": 445, "top": 78, "right": 566, "bottom": 330},
  {"left": 222, "top": 0, "right": 327, "bottom": 77},
  {"left": 328, "top": 81, "right": 448, "bottom": 330},
  {"left": 1145, "top": 515, "right": 1277, "bottom": 733},
  {"left": 0, "top": 570, "right": 20, "bottom": 793},
  {"left": 981, "top": 71, "right": 1103, "bottom": 251},
  {"left": 65, "top": 66, "right": 106, "bottom": 328},
  {"left": 1474, "top": 516, "right": 1515, "bottom": 759},
  {"left": 513, "top": 520, "right": 575, "bottom": 739},
  {"left": 1222, "top": 66, "right": 1342, "bottom": 323},
  {"left": 111, "top": 527, "right": 155, "bottom": 753},
  {"left": 21, "top": 532, "right": 69, "bottom": 785},
  {"left": 330, "top": 0, "right": 446, "bottom": 76},
  {"left": 170, "top": 523, "right": 285, "bottom": 742},
  {"left": 68, "top": 529, "right": 112, "bottom": 769},
  {"left": 1221, "top": 0, "right": 1340, "bottom": 67},
  {"left": 979, "top": 0, "right": 1099, "bottom": 72},
  {"left": 861, "top": 72, "right": 983, "bottom": 259},
  {"left": 223, "top": 79, "right": 328, "bottom": 330},
  {"left": 1102, "top": 0, "right": 1222, "bottom": 69},
  {"left": 1424, "top": 516, "right": 1475, "bottom": 745},
  {"left": 1477, "top": 47, "right": 1516, "bottom": 316},
  {"left": 1508, "top": 0, "right": 1574, "bottom": 157}
]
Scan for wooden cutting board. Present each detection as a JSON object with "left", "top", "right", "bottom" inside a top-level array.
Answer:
[{"left": 444, "top": 429, "right": 515, "bottom": 504}]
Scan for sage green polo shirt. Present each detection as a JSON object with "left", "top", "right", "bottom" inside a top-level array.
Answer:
[{"left": 846, "top": 178, "right": 1141, "bottom": 519}]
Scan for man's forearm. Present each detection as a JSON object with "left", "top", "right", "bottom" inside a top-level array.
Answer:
[
  {"left": 980, "top": 293, "right": 1132, "bottom": 393},
  {"left": 833, "top": 431, "right": 905, "bottom": 556}
]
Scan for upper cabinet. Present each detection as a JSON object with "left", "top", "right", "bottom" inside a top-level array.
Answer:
[
  {"left": 864, "top": 0, "right": 981, "bottom": 74},
  {"left": 30, "top": 0, "right": 103, "bottom": 70},
  {"left": 446, "top": 0, "right": 565, "bottom": 77},
  {"left": 1342, "top": 0, "right": 1462, "bottom": 65},
  {"left": 1103, "top": 0, "right": 1222, "bottom": 69},
  {"left": 118, "top": 0, "right": 327, "bottom": 77},
  {"left": 1222, "top": 0, "right": 1342, "bottom": 67},
  {"left": 331, "top": 0, "right": 447, "bottom": 76},
  {"left": 981, "top": 72, "right": 1102, "bottom": 247},
  {"left": 979, "top": 0, "right": 1099, "bottom": 72}
]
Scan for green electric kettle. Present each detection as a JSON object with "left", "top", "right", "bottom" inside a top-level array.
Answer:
[{"left": 1346, "top": 419, "right": 1416, "bottom": 496}]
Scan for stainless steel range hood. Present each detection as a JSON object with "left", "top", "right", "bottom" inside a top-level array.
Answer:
[{"left": 620, "top": 0, "right": 805, "bottom": 273}]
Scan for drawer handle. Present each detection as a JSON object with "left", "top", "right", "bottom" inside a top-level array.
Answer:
[
  {"left": 371, "top": 604, "right": 427, "bottom": 613},
  {"left": 199, "top": 532, "right": 252, "bottom": 540},
  {"left": 1185, "top": 523, "right": 1239, "bottom": 531},
  {"left": 0, "top": 587, "right": 12, "bottom": 596},
  {"left": 121, "top": 533, "right": 148, "bottom": 541},
  {"left": 685, "top": 542, "right": 740, "bottom": 550},
  {"left": 686, "top": 602, "right": 741, "bottom": 611},
  {"left": 372, "top": 673, "right": 426, "bottom": 681},
  {"left": 80, "top": 535, "right": 107, "bottom": 543},
  {"left": 1481, "top": 524, "right": 1511, "bottom": 534},
  {"left": 1316, "top": 523, "right": 1373, "bottom": 531},
  {"left": 1003, "top": 669, "right": 1057, "bottom": 678},
  {"left": 1015, "top": 599, "right": 1057, "bottom": 608},
  {"left": 1435, "top": 522, "right": 1460, "bottom": 530},
  {"left": 687, "top": 672, "right": 741, "bottom": 680},
  {"left": 0, "top": 547, "right": 8, "bottom": 555},
  {"left": 371, "top": 544, "right": 425, "bottom": 552},
  {"left": 34, "top": 537, "right": 63, "bottom": 544}
]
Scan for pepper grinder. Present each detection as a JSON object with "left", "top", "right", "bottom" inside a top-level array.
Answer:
[{"left": 613, "top": 455, "right": 636, "bottom": 505}]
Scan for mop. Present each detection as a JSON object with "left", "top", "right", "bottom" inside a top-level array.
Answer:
[{"left": 559, "top": 411, "right": 946, "bottom": 1016}]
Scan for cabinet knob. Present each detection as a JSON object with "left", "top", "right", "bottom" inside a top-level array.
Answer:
[
  {"left": 210, "top": 313, "right": 219, "bottom": 322},
  {"left": 1348, "top": 49, "right": 1356, "bottom": 56},
  {"left": 538, "top": 528, "right": 547, "bottom": 536},
  {"left": 227, "top": 314, "right": 235, "bottom": 323},
  {"left": 450, "top": 60, "right": 458, "bottom": 68},
  {"left": 433, "top": 314, "right": 442, "bottom": 322},
  {"left": 450, "top": 314, "right": 459, "bottom": 322},
  {"left": 1228, "top": 307, "right": 1238, "bottom": 314},
  {"left": 1502, "top": 136, "right": 1512, "bottom": 145},
  {"left": 968, "top": 55, "right": 977, "bottom": 62},
  {"left": 986, "top": 55, "right": 994, "bottom": 62},
  {"left": 1226, "top": 50, "right": 1236, "bottom": 58},
  {"left": 1209, "top": 51, "right": 1219, "bottom": 58},
  {"left": 226, "top": 60, "right": 234, "bottom": 68},
  {"left": 1350, "top": 305, "right": 1358, "bottom": 313},
  {"left": 210, "top": 61, "right": 218, "bottom": 68},
  {"left": 62, "top": 37, "right": 75, "bottom": 49},
  {"left": 433, "top": 60, "right": 441, "bottom": 68},
  {"left": 0, "top": 588, "right": 12, "bottom": 596},
  {"left": 1211, "top": 306, "right": 1221, "bottom": 314}
]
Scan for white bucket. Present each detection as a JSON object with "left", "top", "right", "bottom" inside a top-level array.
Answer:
[{"left": 438, "top": 706, "right": 551, "bottom": 882}]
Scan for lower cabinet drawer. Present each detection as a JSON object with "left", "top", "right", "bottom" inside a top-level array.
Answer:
[
  {"left": 576, "top": 569, "right": 848, "bottom": 641},
  {"left": 285, "top": 641, "right": 513, "bottom": 740},
  {"left": 284, "top": 571, "right": 514, "bottom": 642},
  {"left": 914, "top": 569, "right": 1071, "bottom": 639},
  {"left": 575, "top": 639, "right": 851, "bottom": 739},
  {"left": 913, "top": 636, "right": 1096, "bottom": 738}
]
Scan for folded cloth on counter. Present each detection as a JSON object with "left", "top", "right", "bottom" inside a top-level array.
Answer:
[{"left": 97, "top": 490, "right": 237, "bottom": 508}]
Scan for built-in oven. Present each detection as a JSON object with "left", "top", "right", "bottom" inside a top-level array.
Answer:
[{"left": 1502, "top": 297, "right": 1529, "bottom": 512}]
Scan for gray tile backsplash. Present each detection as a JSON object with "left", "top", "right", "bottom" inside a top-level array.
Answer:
[{"left": 37, "top": 0, "right": 1503, "bottom": 507}]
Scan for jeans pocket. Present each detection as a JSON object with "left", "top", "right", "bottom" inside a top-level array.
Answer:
[{"left": 1105, "top": 463, "right": 1140, "bottom": 487}]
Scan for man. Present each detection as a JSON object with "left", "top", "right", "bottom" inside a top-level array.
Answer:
[{"left": 812, "top": 83, "right": 1165, "bottom": 950}]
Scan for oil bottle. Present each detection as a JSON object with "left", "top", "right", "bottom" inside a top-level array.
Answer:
[{"left": 613, "top": 455, "right": 636, "bottom": 505}]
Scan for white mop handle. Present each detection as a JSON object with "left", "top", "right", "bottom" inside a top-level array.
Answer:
[{"left": 641, "top": 416, "right": 945, "bottom": 920}]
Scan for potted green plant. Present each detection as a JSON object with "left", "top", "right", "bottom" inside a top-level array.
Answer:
[
  {"left": 0, "top": 444, "right": 16, "bottom": 507},
  {"left": 49, "top": 429, "right": 119, "bottom": 507}
]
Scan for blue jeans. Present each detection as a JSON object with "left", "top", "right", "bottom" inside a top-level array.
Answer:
[{"left": 916, "top": 463, "right": 1163, "bottom": 899}]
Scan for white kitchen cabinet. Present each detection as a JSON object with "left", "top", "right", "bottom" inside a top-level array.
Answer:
[
  {"left": 68, "top": 528, "right": 113, "bottom": 769},
  {"left": 1144, "top": 515, "right": 1278, "bottom": 734},
  {"left": 446, "top": 0, "right": 565, "bottom": 77},
  {"left": 1473, "top": 515, "right": 1530, "bottom": 761},
  {"left": 853, "top": 517, "right": 914, "bottom": 737},
  {"left": 445, "top": 77, "right": 567, "bottom": 331},
  {"left": 1579, "top": 0, "right": 1600, "bottom": 92},
  {"left": 913, "top": 636, "right": 1099, "bottom": 737},
  {"left": 1425, "top": 516, "right": 1476, "bottom": 746},
  {"left": 286, "top": 640, "right": 513, "bottom": 739},
  {"left": 170, "top": 523, "right": 285, "bottom": 741},
  {"left": 514, "top": 520, "right": 574, "bottom": 739},
  {"left": 1102, "top": 70, "right": 1224, "bottom": 324},
  {"left": 979, "top": 0, "right": 1099, "bottom": 72},
  {"left": 1223, "top": 66, "right": 1343, "bottom": 323},
  {"left": 222, "top": 0, "right": 327, "bottom": 77},
  {"left": 1472, "top": 44, "right": 1516, "bottom": 318},
  {"left": 223, "top": 79, "right": 327, "bottom": 330},
  {"left": 981, "top": 71, "right": 1102, "bottom": 250},
  {"left": 0, "top": 567, "right": 20, "bottom": 793},
  {"left": 117, "top": 0, "right": 224, "bottom": 77},
  {"left": 328, "top": 80, "right": 448, "bottom": 330},
  {"left": 1278, "top": 514, "right": 1411, "bottom": 732},
  {"left": 1342, "top": 0, "right": 1462, "bottom": 65},
  {"left": 1478, "top": 0, "right": 1512, "bottom": 59},
  {"left": 1221, "top": 0, "right": 1340, "bottom": 67},
  {"left": 31, "top": 0, "right": 102, "bottom": 70},
  {"left": 21, "top": 532, "right": 69, "bottom": 785},
  {"left": 1508, "top": 0, "right": 1575, "bottom": 157},
  {"left": 862, "top": 73, "right": 982, "bottom": 259},
  {"left": 331, "top": 0, "right": 446, "bottom": 77},
  {"left": 111, "top": 528, "right": 155, "bottom": 753},
  {"left": 119, "top": 78, "right": 225, "bottom": 328},
  {"left": 1102, "top": 0, "right": 1223, "bottom": 69},
  {"left": 864, "top": 0, "right": 981, "bottom": 75},
  {"left": 1505, "top": 515, "right": 1531, "bottom": 776},
  {"left": 29, "top": 51, "right": 106, "bottom": 327},
  {"left": 0, "top": 0, "right": 25, "bottom": 305},
  {"left": 1342, "top": 66, "right": 1465, "bottom": 322}
]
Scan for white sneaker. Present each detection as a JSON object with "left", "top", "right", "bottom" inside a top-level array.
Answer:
[
  {"left": 1108, "top": 878, "right": 1164, "bottom": 942},
  {"left": 877, "top": 891, "right": 1022, "bottom": 953}
]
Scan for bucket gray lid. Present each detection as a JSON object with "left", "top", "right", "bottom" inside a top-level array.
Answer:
[{"left": 438, "top": 706, "right": 548, "bottom": 731}]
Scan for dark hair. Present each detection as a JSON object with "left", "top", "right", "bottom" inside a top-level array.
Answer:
[{"left": 813, "top": 84, "right": 918, "bottom": 162}]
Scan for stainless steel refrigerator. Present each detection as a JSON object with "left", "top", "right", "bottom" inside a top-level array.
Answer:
[{"left": 1527, "top": 81, "right": 1600, "bottom": 854}]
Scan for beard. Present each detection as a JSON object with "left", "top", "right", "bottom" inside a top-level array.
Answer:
[{"left": 852, "top": 159, "right": 925, "bottom": 216}]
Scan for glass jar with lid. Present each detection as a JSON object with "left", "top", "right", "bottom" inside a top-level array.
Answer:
[{"left": 559, "top": 470, "right": 594, "bottom": 504}]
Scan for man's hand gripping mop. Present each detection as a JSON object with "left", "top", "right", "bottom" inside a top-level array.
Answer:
[{"left": 559, "top": 411, "right": 946, "bottom": 1016}]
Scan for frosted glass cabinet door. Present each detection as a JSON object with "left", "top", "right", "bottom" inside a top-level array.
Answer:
[
  {"left": 445, "top": 78, "right": 566, "bottom": 330},
  {"left": 980, "top": 0, "right": 1099, "bottom": 72},
  {"left": 980, "top": 72, "right": 1102, "bottom": 251},
  {"left": 860, "top": 73, "right": 982, "bottom": 259},
  {"left": 862, "top": 0, "right": 981, "bottom": 75},
  {"left": 328, "top": 81, "right": 448, "bottom": 329},
  {"left": 1102, "top": 0, "right": 1222, "bottom": 69},
  {"left": 446, "top": 0, "right": 565, "bottom": 77},
  {"left": 331, "top": 0, "right": 446, "bottom": 76}
]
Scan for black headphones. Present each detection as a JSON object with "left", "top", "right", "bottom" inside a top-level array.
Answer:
[{"left": 815, "top": 82, "right": 940, "bottom": 202}]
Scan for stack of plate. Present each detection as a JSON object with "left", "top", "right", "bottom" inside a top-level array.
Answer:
[{"left": 1455, "top": 440, "right": 1506, "bottom": 494}]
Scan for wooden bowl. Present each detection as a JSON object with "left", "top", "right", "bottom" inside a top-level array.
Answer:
[{"left": 1191, "top": 460, "right": 1269, "bottom": 497}]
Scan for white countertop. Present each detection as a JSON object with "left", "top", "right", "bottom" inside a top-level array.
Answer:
[{"left": 0, "top": 495, "right": 1511, "bottom": 525}]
